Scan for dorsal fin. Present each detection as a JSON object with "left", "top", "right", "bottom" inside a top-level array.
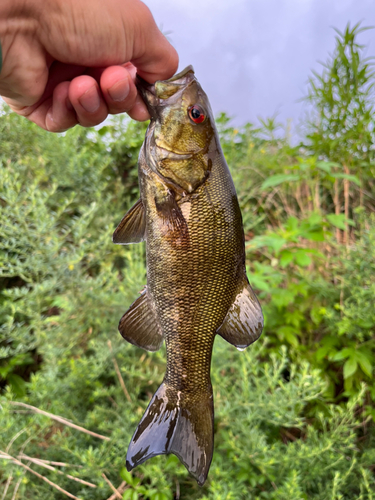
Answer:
[
  {"left": 113, "top": 199, "right": 146, "bottom": 245},
  {"left": 218, "top": 273, "right": 263, "bottom": 349}
]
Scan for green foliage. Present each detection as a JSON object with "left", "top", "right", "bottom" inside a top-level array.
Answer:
[
  {"left": 305, "top": 23, "right": 375, "bottom": 166},
  {"left": 217, "top": 22, "right": 375, "bottom": 410},
  {"left": 1, "top": 22, "right": 375, "bottom": 500}
]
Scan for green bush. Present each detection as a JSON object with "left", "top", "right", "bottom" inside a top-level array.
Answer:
[{"left": 1, "top": 22, "right": 374, "bottom": 500}]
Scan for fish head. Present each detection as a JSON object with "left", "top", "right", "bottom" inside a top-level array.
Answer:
[{"left": 137, "top": 66, "right": 216, "bottom": 194}]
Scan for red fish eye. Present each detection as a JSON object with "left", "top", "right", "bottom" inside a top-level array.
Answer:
[{"left": 188, "top": 105, "right": 206, "bottom": 124}]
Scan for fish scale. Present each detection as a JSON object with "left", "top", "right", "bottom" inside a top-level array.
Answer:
[
  {"left": 147, "top": 162, "right": 240, "bottom": 390},
  {"left": 113, "top": 65, "right": 263, "bottom": 485}
]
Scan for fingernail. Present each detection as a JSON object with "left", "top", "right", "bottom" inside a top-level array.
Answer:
[
  {"left": 108, "top": 79, "right": 130, "bottom": 102},
  {"left": 78, "top": 87, "right": 100, "bottom": 113}
]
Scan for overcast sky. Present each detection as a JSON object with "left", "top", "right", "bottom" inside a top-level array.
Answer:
[{"left": 144, "top": 0, "right": 375, "bottom": 135}]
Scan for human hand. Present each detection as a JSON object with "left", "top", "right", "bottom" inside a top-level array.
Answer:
[{"left": 0, "top": 0, "right": 178, "bottom": 132}]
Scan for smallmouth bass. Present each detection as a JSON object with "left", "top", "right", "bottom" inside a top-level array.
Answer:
[{"left": 113, "top": 66, "right": 263, "bottom": 485}]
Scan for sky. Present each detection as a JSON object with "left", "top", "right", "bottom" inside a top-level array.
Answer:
[{"left": 144, "top": 0, "right": 375, "bottom": 136}]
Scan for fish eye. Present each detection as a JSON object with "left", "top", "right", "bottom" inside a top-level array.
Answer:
[{"left": 188, "top": 105, "right": 206, "bottom": 124}]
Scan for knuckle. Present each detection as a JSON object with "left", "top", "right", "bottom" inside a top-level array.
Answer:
[{"left": 137, "top": 2, "right": 154, "bottom": 27}]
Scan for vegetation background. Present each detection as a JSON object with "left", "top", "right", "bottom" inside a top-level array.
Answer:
[{"left": 1, "top": 23, "right": 374, "bottom": 500}]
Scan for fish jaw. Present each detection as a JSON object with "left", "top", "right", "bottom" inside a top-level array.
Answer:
[
  {"left": 136, "top": 65, "right": 195, "bottom": 108},
  {"left": 136, "top": 66, "right": 218, "bottom": 195},
  {"left": 136, "top": 66, "right": 195, "bottom": 122}
]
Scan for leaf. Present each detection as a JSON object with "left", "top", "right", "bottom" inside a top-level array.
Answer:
[
  {"left": 311, "top": 307, "right": 323, "bottom": 325},
  {"left": 284, "top": 331, "right": 299, "bottom": 347},
  {"left": 343, "top": 358, "right": 358, "bottom": 379},
  {"left": 7, "top": 374, "right": 26, "bottom": 397},
  {"left": 120, "top": 467, "right": 134, "bottom": 485},
  {"left": 237, "top": 469, "right": 249, "bottom": 482},
  {"left": 327, "top": 214, "right": 347, "bottom": 230},
  {"left": 261, "top": 174, "right": 300, "bottom": 190},
  {"left": 356, "top": 352, "right": 373, "bottom": 377},
  {"left": 294, "top": 249, "right": 312, "bottom": 267},
  {"left": 306, "top": 230, "right": 325, "bottom": 242},
  {"left": 122, "top": 490, "right": 133, "bottom": 500},
  {"left": 279, "top": 250, "right": 294, "bottom": 268},
  {"left": 285, "top": 216, "right": 299, "bottom": 232},
  {"left": 332, "top": 348, "right": 354, "bottom": 361},
  {"left": 331, "top": 172, "right": 361, "bottom": 186},
  {"left": 316, "top": 161, "right": 338, "bottom": 173},
  {"left": 248, "top": 234, "right": 286, "bottom": 253},
  {"left": 356, "top": 319, "right": 375, "bottom": 329},
  {"left": 307, "top": 212, "right": 323, "bottom": 225},
  {"left": 272, "top": 289, "right": 296, "bottom": 308},
  {"left": 316, "top": 345, "right": 333, "bottom": 361},
  {"left": 131, "top": 491, "right": 139, "bottom": 500},
  {"left": 0, "top": 366, "right": 10, "bottom": 378},
  {"left": 249, "top": 275, "right": 270, "bottom": 292},
  {"left": 97, "top": 125, "right": 111, "bottom": 136}
]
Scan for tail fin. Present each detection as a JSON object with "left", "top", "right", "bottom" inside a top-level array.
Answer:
[{"left": 126, "top": 382, "right": 214, "bottom": 486}]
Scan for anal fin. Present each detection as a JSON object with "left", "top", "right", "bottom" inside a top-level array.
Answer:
[
  {"left": 218, "top": 274, "right": 263, "bottom": 349},
  {"left": 119, "top": 288, "right": 163, "bottom": 352},
  {"left": 113, "top": 199, "right": 146, "bottom": 245}
]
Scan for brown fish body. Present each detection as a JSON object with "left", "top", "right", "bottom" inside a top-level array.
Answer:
[{"left": 113, "top": 66, "right": 263, "bottom": 485}]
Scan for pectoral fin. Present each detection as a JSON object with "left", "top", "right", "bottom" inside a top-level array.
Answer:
[
  {"left": 119, "top": 287, "right": 163, "bottom": 352},
  {"left": 113, "top": 199, "right": 146, "bottom": 245},
  {"left": 218, "top": 274, "right": 263, "bottom": 349},
  {"left": 154, "top": 190, "right": 190, "bottom": 246}
]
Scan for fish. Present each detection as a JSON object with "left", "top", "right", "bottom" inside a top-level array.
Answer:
[{"left": 113, "top": 65, "right": 263, "bottom": 486}]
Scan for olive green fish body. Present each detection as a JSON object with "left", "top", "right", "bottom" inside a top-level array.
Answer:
[
  {"left": 143, "top": 143, "right": 244, "bottom": 381},
  {"left": 113, "top": 66, "right": 263, "bottom": 485}
]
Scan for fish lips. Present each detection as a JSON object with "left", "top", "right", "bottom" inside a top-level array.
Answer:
[
  {"left": 136, "top": 76, "right": 158, "bottom": 119},
  {"left": 136, "top": 66, "right": 196, "bottom": 119}
]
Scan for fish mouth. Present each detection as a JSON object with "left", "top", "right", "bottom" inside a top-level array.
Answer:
[
  {"left": 136, "top": 65, "right": 196, "bottom": 118},
  {"left": 164, "top": 65, "right": 195, "bottom": 83},
  {"left": 135, "top": 77, "right": 157, "bottom": 118}
]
